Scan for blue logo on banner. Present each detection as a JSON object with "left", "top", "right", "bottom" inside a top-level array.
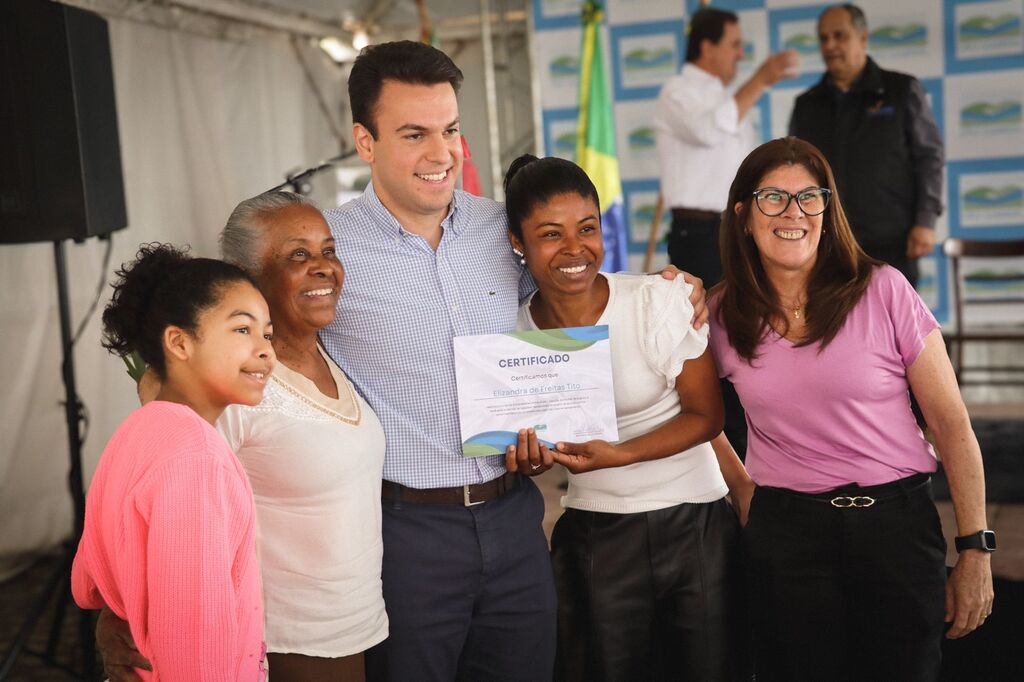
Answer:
[
  {"left": 871, "top": 23, "right": 927, "bottom": 47},
  {"left": 622, "top": 48, "right": 674, "bottom": 71},
  {"left": 627, "top": 127, "right": 656, "bottom": 149},
  {"left": 959, "top": 14, "right": 1023, "bottom": 42},
  {"left": 960, "top": 101, "right": 1023, "bottom": 127},
  {"left": 963, "top": 185, "right": 1024, "bottom": 210}
]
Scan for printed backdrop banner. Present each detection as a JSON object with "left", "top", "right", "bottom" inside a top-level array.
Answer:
[{"left": 531, "top": 0, "right": 1024, "bottom": 325}]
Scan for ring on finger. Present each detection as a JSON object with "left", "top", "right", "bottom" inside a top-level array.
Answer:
[{"left": 531, "top": 464, "right": 541, "bottom": 471}]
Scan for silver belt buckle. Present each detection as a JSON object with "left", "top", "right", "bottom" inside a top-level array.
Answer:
[
  {"left": 463, "top": 485, "right": 485, "bottom": 507},
  {"left": 830, "top": 495, "right": 876, "bottom": 508}
]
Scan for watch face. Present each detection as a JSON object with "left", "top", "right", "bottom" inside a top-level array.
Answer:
[{"left": 957, "top": 530, "right": 997, "bottom": 552}]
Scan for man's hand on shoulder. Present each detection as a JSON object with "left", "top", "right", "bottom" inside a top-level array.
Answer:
[{"left": 655, "top": 265, "right": 708, "bottom": 329}]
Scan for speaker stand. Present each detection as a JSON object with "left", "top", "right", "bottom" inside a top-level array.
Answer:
[{"left": 0, "top": 241, "right": 97, "bottom": 681}]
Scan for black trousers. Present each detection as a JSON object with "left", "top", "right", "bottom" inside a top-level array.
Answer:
[
  {"left": 744, "top": 474, "right": 947, "bottom": 681},
  {"left": 552, "top": 498, "right": 748, "bottom": 682},
  {"left": 668, "top": 213, "right": 722, "bottom": 289},
  {"left": 366, "top": 479, "right": 557, "bottom": 682},
  {"left": 860, "top": 239, "right": 919, "bottom": 287}
]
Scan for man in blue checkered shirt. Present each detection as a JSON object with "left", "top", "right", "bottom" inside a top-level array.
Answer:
[{"left": 321, "top": 41, "right": 706, "bottom": 681}]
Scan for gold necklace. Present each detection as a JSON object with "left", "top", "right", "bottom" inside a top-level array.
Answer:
[{"left": 781, "top": 298, "right": 806, "bottom": 319}]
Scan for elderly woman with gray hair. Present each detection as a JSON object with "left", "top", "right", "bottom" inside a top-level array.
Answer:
[{"left": 99, "top": 191, "right": 387, "bottom": 682}]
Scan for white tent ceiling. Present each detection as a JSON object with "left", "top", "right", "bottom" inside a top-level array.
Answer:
[{"left": 265, "top": 0, "right": 528, "bottom": 35}]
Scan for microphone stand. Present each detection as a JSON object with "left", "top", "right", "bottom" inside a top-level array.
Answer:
[{"left": 269, "top": 149, "right": 359, "bottom": 195}]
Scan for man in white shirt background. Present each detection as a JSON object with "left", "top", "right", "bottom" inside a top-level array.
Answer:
[{"left": 654, "top": 7, "right": 798, "bottom": 288}]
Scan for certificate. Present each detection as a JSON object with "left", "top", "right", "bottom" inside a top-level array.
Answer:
[{"left": 453, "top": 325, "right": 618, "bottom": 457}]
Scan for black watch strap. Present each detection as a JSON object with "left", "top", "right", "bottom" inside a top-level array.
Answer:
[{"left": 954, "top": 530, "right": 996, "bottom": 553}]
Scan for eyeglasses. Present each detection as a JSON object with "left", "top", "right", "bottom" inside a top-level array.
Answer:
[{"left": 751, "top": 187, "right": 832, "bottom": 217}]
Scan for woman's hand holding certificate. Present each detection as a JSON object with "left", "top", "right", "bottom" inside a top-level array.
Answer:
[{"left": 549, "top": 439, "right": 634, "bottom": 474}]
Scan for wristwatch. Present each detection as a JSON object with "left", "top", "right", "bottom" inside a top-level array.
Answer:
[{"left": 954, "top": 530, "right": 997, "bottom": 553}]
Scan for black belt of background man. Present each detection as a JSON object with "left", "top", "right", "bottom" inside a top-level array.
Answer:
[
  {"left": 671, "top": 207, "right": 721, "bottom": 223},
  {"left": 381, "top": 471, "right": 522, "bottom": 507}
]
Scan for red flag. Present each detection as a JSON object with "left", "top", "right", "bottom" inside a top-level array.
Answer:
[{"left": 460, "top": 136, "right": 481, "bottom": 196}]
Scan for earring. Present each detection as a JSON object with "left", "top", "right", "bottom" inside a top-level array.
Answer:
[{"left": 512, "top": 248, "right": 526, "bottom": 266}]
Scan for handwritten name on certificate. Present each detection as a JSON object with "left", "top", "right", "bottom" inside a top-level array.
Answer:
[{"left": 453, "top": 326, "right": 618, "bottom": 457}]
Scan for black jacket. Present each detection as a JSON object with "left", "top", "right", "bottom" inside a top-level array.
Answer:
[{"left": 788, "top": 57, "right": 944, "bottom": 250}]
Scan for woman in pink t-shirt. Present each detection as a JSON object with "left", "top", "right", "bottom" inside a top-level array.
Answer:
[
  {"left": 72, "top": 244, "right": 274, "bottom": 680},
  {"left": 708, "top": 137, "right": 993, "bottom": 680}
]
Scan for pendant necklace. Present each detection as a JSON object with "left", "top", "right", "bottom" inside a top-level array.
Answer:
[{"left": 783, "top": 297, "right": 806, "bottom": 319}]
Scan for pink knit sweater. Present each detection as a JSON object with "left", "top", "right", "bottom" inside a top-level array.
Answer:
[{"left": 72, "top": 401, "right": 266, "bottom": 680}]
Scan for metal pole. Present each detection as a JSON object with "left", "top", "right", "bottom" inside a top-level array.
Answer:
[
  {"left": 54, "top": 241, "right": 96, "bottom": 679},
  {"left": 54, "top": 241, "right": 87, "bottom": 541},
  {"left": 480, "top": 0, "right": 504, "bottom": 201},
  {"left": 525, "top": 0, "right": 544, "bottom": 156}
]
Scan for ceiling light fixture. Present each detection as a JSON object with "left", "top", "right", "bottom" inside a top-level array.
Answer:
[{"left": 318, "top": 36, "right": 357, "bottom": 63}]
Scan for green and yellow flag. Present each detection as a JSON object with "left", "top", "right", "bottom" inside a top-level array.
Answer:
[{"left": 576, "top": 0, "right": 627, "bottom": 271}]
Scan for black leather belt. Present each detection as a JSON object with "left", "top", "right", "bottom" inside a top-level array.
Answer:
[
  {"left": 758, "top": 472, "right": 931, "bottom": 509},
  {"left": 671, "top": 207, "right": 721, "bottom": 222},
  {"left": 381, "top": 472, "right": 522, "bottom": 507}
]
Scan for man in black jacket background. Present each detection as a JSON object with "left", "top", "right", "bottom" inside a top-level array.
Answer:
[{"left": 788, "top": 3, "right": 944, "bottom": 287}]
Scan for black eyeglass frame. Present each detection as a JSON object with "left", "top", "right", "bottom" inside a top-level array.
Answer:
[{"left": 750, "top": 186, "right": 833, "bottom": 217}]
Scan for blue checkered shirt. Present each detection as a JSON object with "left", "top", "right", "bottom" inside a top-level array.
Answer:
[{"left": 321, "top": 183, "right": 533, "bottom": 488}]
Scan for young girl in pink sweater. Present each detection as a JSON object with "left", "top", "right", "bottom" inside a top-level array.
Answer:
[{"left": 72, "top": 244, "right": 275, "bottom": 680}]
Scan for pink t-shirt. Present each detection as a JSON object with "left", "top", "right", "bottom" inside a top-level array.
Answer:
[
  {"left": 72, "top": 401, "right": 266, "bottom": 680},
  {"left": 709, "top": 265, "right": 939, "bottom": 493}
]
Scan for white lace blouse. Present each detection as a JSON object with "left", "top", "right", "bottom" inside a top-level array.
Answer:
[{"left": 218, "top": 345, "right": 388, "bottom": 657}]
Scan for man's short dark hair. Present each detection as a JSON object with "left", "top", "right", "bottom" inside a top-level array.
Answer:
[
  {"left": 822, "top": 4, "right": 868, "bottom": 33},
  {"left": 685, "top": 8, "right": 740, "bottom": 63},
  {"left": 348, "top": 40, "right": 464, "bottom": 139}
]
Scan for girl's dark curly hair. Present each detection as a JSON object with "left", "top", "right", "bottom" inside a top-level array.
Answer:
[{"left": 102, "top": 243, "right": 255, "bottom": 378}]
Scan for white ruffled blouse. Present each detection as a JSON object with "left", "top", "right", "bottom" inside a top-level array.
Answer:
[{"left": 518, "top": 273, "right": 729, "bottom": 513}]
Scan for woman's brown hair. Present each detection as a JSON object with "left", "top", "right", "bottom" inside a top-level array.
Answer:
[{"left": 715, "top": 136, "right": 880, "bottom": 362}]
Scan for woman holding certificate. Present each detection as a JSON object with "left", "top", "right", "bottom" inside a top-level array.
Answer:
[{"left": 504, "top": 155, "right": 752, "bottom": 681}]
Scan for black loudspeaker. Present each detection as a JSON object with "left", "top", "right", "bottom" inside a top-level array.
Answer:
[{"left": 0, "top": 0, "right": 128, "bottom": 244}]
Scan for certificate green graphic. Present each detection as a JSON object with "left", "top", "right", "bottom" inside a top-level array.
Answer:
[{"left": 453, "top": 325, "right": 618, "bottom": 457}]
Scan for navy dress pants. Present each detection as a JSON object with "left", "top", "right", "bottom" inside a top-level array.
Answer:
[{"left": 365, "top": 478, "right": 557, "bottom": 682}]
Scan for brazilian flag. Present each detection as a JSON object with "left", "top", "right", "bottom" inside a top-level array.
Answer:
[{"left": 576, "top": 0, "right": 628, "bottom": 272}]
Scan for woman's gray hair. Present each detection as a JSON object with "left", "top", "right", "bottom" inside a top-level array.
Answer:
[{"left": 220, "top": 190, "right": 320, "bottom": 274}]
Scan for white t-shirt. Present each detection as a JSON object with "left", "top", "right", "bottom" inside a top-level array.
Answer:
[
  {"left": 218, "top": 346, "right": 388, "bottom": 657},
  {"left": 517, "top": 273, "right": 729, "bottom": 513}
]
